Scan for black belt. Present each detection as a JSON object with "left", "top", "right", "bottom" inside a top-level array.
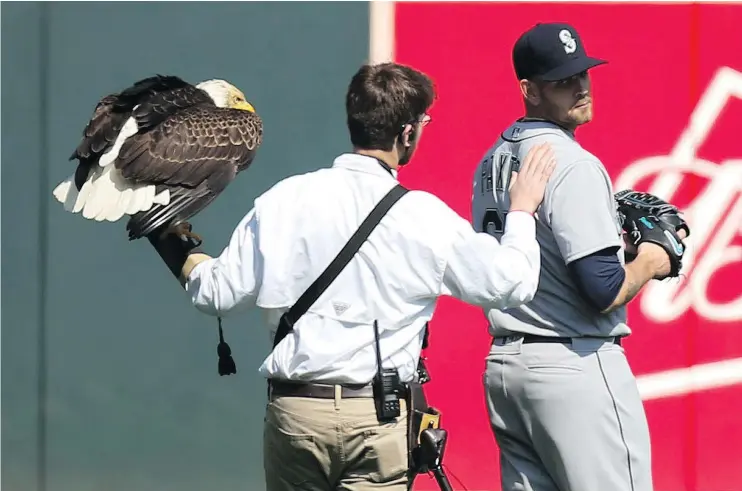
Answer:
[
  {"left": 507, "top": 334, "right": 622, "bottom": 346},
  {"left": 268, "top": 379, "right": 409, "bottom": 399}
]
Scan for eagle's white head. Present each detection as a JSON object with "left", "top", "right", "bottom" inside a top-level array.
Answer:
[{"left": 197, "top": 79, "right": 255, "bottom": 112}]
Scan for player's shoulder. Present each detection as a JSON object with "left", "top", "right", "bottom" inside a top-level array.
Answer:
[
  {"left": 501, "top": 120, "right": 607, "bottom": 176},
  {"left": 515, "top": 120, "right": 586, "bottom": 152}
]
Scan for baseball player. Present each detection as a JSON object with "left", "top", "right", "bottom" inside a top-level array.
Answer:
[{"left": 470, "top": 23, "right": 690, "bottom": 491}]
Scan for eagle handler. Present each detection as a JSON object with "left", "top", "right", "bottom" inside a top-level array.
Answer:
[{"left": 148, "top": 62, "right": 556, "bottom": 491}]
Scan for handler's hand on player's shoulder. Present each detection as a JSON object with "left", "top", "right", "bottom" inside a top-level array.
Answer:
[{"left": 508, "top": 143, "right": 557, "bottom": 215}]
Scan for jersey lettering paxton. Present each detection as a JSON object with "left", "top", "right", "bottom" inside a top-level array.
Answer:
[
  {"left": 615, "top": 66, "right": 742, "bottom": 323},
  {"left": 479, "top": 151, "right": 520, "bottom": 234}
]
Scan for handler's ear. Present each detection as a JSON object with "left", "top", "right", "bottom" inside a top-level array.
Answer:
[{"left": 400, "top": 123, "right": 416, "bottom": 147}]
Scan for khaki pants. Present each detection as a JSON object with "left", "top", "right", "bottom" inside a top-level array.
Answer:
[{"left": 263, "top": 391, "right": 409, "bottom": 491}]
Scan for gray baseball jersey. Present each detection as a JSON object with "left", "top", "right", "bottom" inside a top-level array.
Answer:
[{"left": 472, "top": 119, "right": 629, "bottom": 338}]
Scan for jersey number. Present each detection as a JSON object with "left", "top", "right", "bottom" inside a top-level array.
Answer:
[{"left": 482, "top": 208, "right": 507, "bottom": 235}]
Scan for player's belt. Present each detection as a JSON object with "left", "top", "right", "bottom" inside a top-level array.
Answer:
[{"left": 521, "top": 334, "right": 622, "bottom": 346}]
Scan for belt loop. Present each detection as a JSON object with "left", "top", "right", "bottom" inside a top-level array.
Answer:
[{"left": 334, "top": 384, "right": 341, "bottom": 408}]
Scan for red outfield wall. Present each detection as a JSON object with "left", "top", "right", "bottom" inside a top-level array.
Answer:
[{"left": 391, "top": 3, "right": 742, "bottom": 490}]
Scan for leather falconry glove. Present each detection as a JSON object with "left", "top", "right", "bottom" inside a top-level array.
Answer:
[{"left": 147, "top": 222, "right": 237, "bottom": 376}]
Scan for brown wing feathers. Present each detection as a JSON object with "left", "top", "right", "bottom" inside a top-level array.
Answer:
[
  {"left": 125, "top": 185, "right": 218, "bottom": 239},
  {"left": 117, "top": 107, "right": 262, "bottom": 239},
  {"left": 69, "top": 96, "right": 131, "bottom": 189},
  {"left": 68, "top": 75, "right": 206, "bottom": 191},
  {"left": 71, "top": 96, "right": 125, "bottom": 160},
  {"left": 131, "top": 84, "right": 213, "bottom": 132}
]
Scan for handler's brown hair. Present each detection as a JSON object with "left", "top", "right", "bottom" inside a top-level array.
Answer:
[{"left": 346, "top": 62, "right": 436, "bottom": 151}]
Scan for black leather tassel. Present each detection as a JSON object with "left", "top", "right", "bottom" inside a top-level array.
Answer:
[{"left": 216, "top": 317, "right": 236, "bottom": 376}]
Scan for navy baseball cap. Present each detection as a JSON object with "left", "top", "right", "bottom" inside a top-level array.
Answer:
[{"left": 513, "top": 23, "right": 606, "bottom": 82}]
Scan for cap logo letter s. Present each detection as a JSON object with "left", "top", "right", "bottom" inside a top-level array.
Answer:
[{"left": 559, "top": 29, "right": 577, "bottom": 54}]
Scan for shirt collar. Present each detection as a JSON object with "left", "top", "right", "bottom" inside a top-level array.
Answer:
[
  {"left": 513, "top": 117, "right": 576, "bottom": 140},
  {"left": 332, "top": 153, "right": 399, "bottom": 180}
]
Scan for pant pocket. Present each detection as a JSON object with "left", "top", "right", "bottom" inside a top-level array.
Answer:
[
  {"left": 525, "top": 364, "right": 583, "bottom": 374},
  {"left": 263, "top": 405, "right": 323, "bottom": 489},
  {"left": 523, "top": 343, "right": 585, "bottom": 374},
  {"left": 362, "top": 426, "right": 408, "bottom": 483}
]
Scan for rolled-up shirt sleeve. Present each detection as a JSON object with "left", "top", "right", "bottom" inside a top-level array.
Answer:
[
  {"left": 440, "top": 211, "right": 540, "bottom": 309},
  {"left": 185, "top": 208, "right": 263, "bottom": 317}
]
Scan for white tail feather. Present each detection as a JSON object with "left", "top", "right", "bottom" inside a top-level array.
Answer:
[
  {"left": 52, "top": 165, "right": 171, "bottom": 222},
  {"left": 53, "top": 105, "right": 173, "bottom": 224},
  {"left": 82, "top": 167, "right": 116, "bottom": 220},
  {"left": 52, "top": 176, "right": 78, "bottom": 212},
  {"left": 72, "top": 170, "right": 97, "bottom": 213},
  {"left": 117, "top": 187, "right": 135, "bottom": 217},
  {"left": 154, "top": 189, "right": 169, "bottom": 207}
]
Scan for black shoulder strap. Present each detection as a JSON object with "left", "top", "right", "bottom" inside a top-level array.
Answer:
[{"left": 272, "top": 184, "right": 409, "bottom": 349}]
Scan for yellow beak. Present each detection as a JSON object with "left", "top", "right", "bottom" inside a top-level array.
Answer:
[{"left": 233, "top": 100, "right": 255, "bottom": 112}]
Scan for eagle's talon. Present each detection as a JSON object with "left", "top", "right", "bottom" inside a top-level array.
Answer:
[
  {"left": 183, "top": 231, "right": 203, "bottom": 246},
  {"left": 173, "top": 223, "right": 202, "bottom": 246}
]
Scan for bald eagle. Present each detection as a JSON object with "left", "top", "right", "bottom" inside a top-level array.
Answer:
[{"left": 52, "top": 74, "right": 263, "bottom": 243}]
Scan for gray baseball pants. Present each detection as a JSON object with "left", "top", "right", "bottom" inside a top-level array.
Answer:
[{"left": 483, "top": 335, "right": 653, "bottom": 491}]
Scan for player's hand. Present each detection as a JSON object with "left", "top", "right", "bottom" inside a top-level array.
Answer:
[
  {"left": 636, "top": 228, "right": 688, "bottom": 279},
  {"left": 637, "top": 242, "right": 672, "bottom": 279},
  {"left": 508, "top": 143, "right": 557, "bottom": 215}
]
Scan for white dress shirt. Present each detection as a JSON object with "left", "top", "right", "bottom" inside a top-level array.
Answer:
[{"left": 185, "top": 153, "right": 540, "bottom": 384}]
